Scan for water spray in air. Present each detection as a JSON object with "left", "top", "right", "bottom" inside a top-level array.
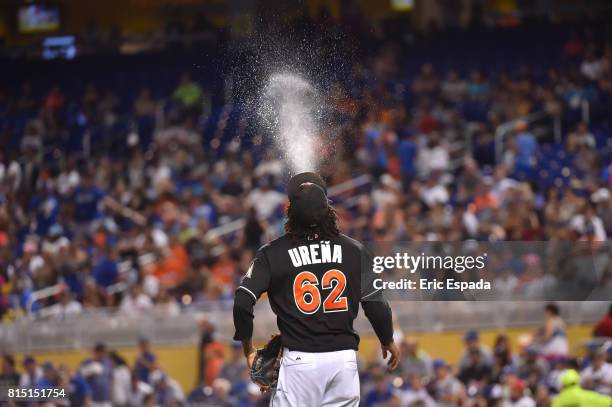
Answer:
[{"left": 259, "top": 72, "right": 321, "bottom": 174}]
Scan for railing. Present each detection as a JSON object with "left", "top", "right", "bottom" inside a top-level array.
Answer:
[
  {"left": 1, "top": 301, "right": 607, "bottom": 353},
  {"left": 26, "top": 281, "right": 129, "bottom": 318},
  {"left": 26, "top": 284, "right": 63, "bottom": 314}
]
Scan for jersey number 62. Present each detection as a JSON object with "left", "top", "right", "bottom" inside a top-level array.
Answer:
[{"left": 293, "top": 270, "right": 348, "bottom": 314}]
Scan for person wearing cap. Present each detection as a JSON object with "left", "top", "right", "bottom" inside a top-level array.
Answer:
[
  {"left": 135, "top": 337, "right": 157, "bottom": 384},
  {"left": 80, "top": 343, "right": 113, "bottom": 407},
  {"left": 233, "top": 172, "right": 400, "bottom": 407},
  {"left": 551, "top": 369, "right": 611, "bottom": 407},
  {"left": 37, "top": 361, "right": 60, "bottom": 388},
  {"left": 151, "top": 369, "right": 184, "bottom": 405},
  {"left": 19, "top": 355, "right": 43, "bottom": 388},
  {"left": 433, "top": 358, "right": 465, "bottom": 407},
  {"left": 504, "top": 376, "right": 536, "bottom": 407},
  {"left": 459, "top": 330, "right": 494, "bottom": 370}
]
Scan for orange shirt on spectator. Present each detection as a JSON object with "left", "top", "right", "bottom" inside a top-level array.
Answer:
[
  {"left": 210, "top": 256, "right": 236, "bottom": 286},
  {"left": 154, "top": 245, "right": 189, "bottom": 287},
  {"left": 203, "top": 341, "right": 225, "bottom": 386}
]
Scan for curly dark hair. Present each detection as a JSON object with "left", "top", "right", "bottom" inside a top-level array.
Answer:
[{"left": 285, "top": 204, "right": 340, "bottom": 242}]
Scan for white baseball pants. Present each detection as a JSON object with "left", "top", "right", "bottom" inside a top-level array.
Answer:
[{"left": 270, "top": 348, "right": 360, "bottom": 407}]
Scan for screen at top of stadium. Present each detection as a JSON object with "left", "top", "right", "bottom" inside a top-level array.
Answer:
[{"left": 18, "top": 5, "right": 60, "bottom": 33}]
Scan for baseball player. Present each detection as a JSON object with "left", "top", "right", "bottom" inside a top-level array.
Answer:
[{"left": 233, "top": 172, "right": 400, "bottom": 406}]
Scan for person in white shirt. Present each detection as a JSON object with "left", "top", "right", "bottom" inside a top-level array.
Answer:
[
  {"left": 581, "top": 50, "right": 605, "bottom": 81},
  {"left": 372, "top": 174, "right": 400, "bottom": 210},
  {"left": 581, "top": 347, "right": 612, "bottom": 395},
  {"left": 419, "top": 175, "right": 449, "bottom": 207},
  {"left": 399, "top": 376, "right": 436, "bottom": 407},
  {"left": 417, "top": 131, "right": 449, "bottom": 176},
  {"left": 569, "top": 203, "right": 607, "bottom": 241},
  {"left": 504, "top": 376, "right": 535, "bottom": 407},
  {"left": 246, "top": 178, "right": 284, "bottom": 219},
  {"left": 110, "top": 351, "right": 131, "bottom": 407},
  {"left": 120, "top": 284, "right": 153, "bottom": 316},
  {"left": 127, "top": 372, "right": 154, "bottom": 407},
  {"left": 19, "top": 356, "right": 43, "bottom": 387},
  {"left": 45, "top": 289, "right": 82, "bottom": 319}
]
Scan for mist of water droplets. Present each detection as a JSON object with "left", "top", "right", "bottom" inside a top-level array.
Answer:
[{"left": 259, "top": 72, "right": 321, "bottom": 174}]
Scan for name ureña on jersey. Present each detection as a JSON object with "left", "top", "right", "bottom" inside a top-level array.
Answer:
[{"left": 288, "top": 241, "right": 343, "bottom": 268}]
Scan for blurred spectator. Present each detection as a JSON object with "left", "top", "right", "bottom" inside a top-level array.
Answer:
[
  {"left": 134, "top": 88, "right": 157, "bottom": 117},
  {"left": 72, "top": 172, "right": 105, "bottom": 224},
  {"left": 551, "top": 369, "right": 611, "bottom": 406},
  {"left": 399, "top": 375, "right": 436, "bottom": 407},
  {"left": 441, "top": 70, "right": 467, "bottom": 103},
  {"left": 580, "top": 346, "right": 612, "bottom": 394},
  {"left": 569, "top": 203, "right": 607, "bottom": 241},
  {"left": 37, "top": 361, "right": 61, "bottom": 387},
  {"left": 513, "top": 121, "right": 537, "bottom": 173},
  {"left": 80, "top": 343, "right": 113, "bottom": 407},
  {"left": 581, "top": 49, "right": 605, "bottom": 81},
  {"left": 505, "top": 376, "right": 536, "bottom": 407},
  {"left": 417, "top": 131, "right": 449, "bottom": 176},
  {"left": 412, "top": 64, "right": 439, "bottom": 97},
  {"left": 467, "top": 70, "right": 490, "bottom": 100},
  {"left": 245, "top": 177, "right": 284, "bottom": 219},
  {"left": 536, "top": 304, "right": 569, "bottom": 359},
  {"left": 458, "top": 348, "right": 493, "bottom": 391},
  {"left": 120, "top": 284, "right": 154, "bottom": 316},
  {"left": 135, "top": 337, "right": 157, "bottom": 384},
  {"left": 46, "top": 288, "right": 82, "bottom": 318},
  {"left": 69, "top": 370, "right": 93, "bottom": 406},
  {"left": 363, "top": 372, "right": 393, "bottom": 407},
  {"left": 0, "top": 354, "right": 20, "bottom": 387},
  {"left": 220, "top": 342, "right": 248, "bottom": 381},
  {"left": 127, "top": 371, "right": 154, "bottom": 407},
  {"left": 110, "top": 351, "right": 131, "bottom": 407},
  {"left": 19, "top": 355, "right": 43, "bottom": 387},
  {"left": 433, "top": 359, "right": 465, "bottom": 407},
  {"left": 459, "top": 330, "right": 493, "bottom": 369},
  {"left": 593, "top": 304, "right": 612, "bottom": 337},
  {"left": 173, "top": 73, "right": 203, "bottom": 109},
  {"left": 567, "top": 122, "right": 596, "bottom": 153},
  {"left": 151, "top": 369, "right": 184, "bottom": 405},
  {"left": 398, "top": 336, "right": 432, "bottom": 378}
]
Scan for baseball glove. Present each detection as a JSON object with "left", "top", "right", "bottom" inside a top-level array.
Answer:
[{"left": 249, "top": 334, "right": 283, "bottom": 390}]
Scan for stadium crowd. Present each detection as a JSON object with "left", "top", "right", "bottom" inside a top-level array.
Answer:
[
  {"left": 1, "top": 16, "right": 611, "bottom": 319},
  {"left": 0, "top": 10, "right": 612, "bottom": 407},
  {"left": 0, "top": 304, "right": 610, "bottom": 406}
]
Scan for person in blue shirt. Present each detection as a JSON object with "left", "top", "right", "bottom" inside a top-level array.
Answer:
[
  {"left": 80, "top": 343, "right": 113, "bottom": 407},
  {"left": 135, "top": 337, "right": 157, "bottom": 384},
  {"left": 398, "top": 131, "right": 417, "bottom": 189},
  {"left": 69, "top": 371, "right": 92, "bottom": 407},
  {"left": 514, "top": 121, "right": 538, "bottom": 173},
  {"left": 92, "top": 248, "right": 118, "bottom": 288},
  {"left": 72, "top": 173, "right": 104, "bottom": 223},
  {"left": 31, "top": 188, "right": 59, "bottom": 236},
  {"left": 364, "top": 373, "right": 393, "bottom": 407},
  {"left": 36, "top": 362, "right": 60, "bottom": 388}
]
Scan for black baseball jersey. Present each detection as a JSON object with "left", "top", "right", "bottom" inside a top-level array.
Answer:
[{"left": 237, "top": 233, "right": 378, "bottom": 353}]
